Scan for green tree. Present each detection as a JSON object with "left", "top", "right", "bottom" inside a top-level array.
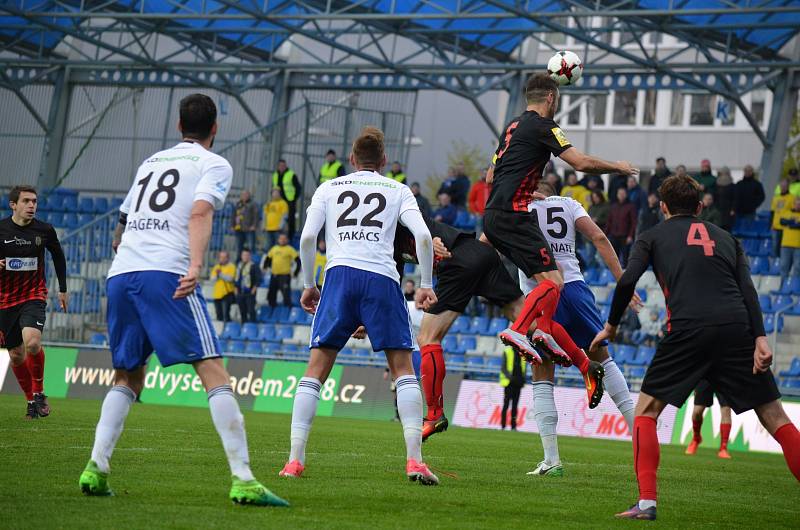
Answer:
[
  {"left": 782, "top": 108, "right": 800, "bottom": 176},
  {"left": 422, "top": 140, "right": 492, "bottom": 203}
]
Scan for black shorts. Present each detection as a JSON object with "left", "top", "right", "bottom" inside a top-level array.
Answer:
[
  {"left": 427, "top": 238, "right": 522, "bottom": 315},
  {"left": 694, "top": 379, "right": 730, "bottom": 408},
  {"left": 641, "top": 323, "right": 780, "bottom": 415},
  {"left": 483, "top": 209, "right": 557, "bottom": 278},
  {"left": 0, "top": 300, "right": 46, "bottom": 350}
]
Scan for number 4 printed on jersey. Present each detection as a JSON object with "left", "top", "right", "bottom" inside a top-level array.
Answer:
[{"left": 686, "top": 222, "right": 716, "bottom": 256}]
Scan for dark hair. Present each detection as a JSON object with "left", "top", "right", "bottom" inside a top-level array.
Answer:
[
  {"left": 326, "top": 149, "right": 336, "bottom": 156},
  {"left": 352, "top": 126, "right": 385, "bottom": 170},
  {"left": 525, "top": 73, "right": 559, "bottom": 104},
  {"left": 179, "top": 94, "right": 217, "bottom": 140},
  {"left": 656, "top": 157, "right": 665, "bottom": 163},
  {"left": 591, "top": 190, "right": 606, "bottom": 204},
  {"left": 278, "top": 158, "right": 287, "bottom": 164},
  {"left": 9, "top": 185, "right": 37, "bottom": 204},
  {"left": 659, "top": 175, "right": 701, "bottom": 215}
]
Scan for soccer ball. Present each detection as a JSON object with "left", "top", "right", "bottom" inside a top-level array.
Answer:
[{"left": 547, "top": 50, "right": 583, "bottom": 86}]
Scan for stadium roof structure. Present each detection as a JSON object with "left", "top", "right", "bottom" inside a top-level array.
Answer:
[{"left": 1, "top": 0, "right": 798, "bottom": 184}]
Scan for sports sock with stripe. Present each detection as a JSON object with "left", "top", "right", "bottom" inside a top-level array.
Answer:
[
  {"left": 289, "top": 377, "right": 321, "bottom": 465},
  {"left": 773, "top": 422, "right": 800, "bottom": 481},
  {"left": 511, "top": 280, "right": 559, "bottom": 335},
  {"left": 395, "top": 375, "right": 423, "bottom": 461},
  {"left": 420, "top": 344, "right": 446, "bottom": 420},
  {"left": 533, "top": 381, "right": 560, "bottom": 466},
  {"left": 11, "top": 359, "right": 33, "bottom": 401},
  {"left": 601, "top": 357, "right": 634, "bottom": 431},
  {"left": 549, "top": 322, "right": 590, "bottom": 373},
  {"left": 27, "top": 348, "right": 45, "bottom": 394},
  {"left": 633, "top": 415, "right": 659, "bottom": 505},
  {"left": 208, "top": 384, "right": 254, "bottom": 481},
  {"left": 91, "top": 385, "right": 136, "bottom": 473}
]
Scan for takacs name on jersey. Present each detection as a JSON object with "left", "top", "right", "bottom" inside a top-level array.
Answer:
[
  {"left": 338, "top": 229, "right": 380, "bottom": 242},
  {"left": 126, "top": 217, "right": 171, "bottom": 231}
]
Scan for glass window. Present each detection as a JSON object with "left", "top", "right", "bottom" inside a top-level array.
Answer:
[
  {"left": 690, "top": 94, "right": 714, "bottom": 125},
  {"left": 719, "top": 98, "right": 736, "bottom": 126},
  {"left": 544, "top": 17, "right": 568, "bottom": 45},
  {"left": 643, "top": 90, "right": 657, "bottom": 125},
  {"left": 751, "top": 90, "right": 766, "bottom": 126},
  {"left": 670, "top": 91, "right": 685, "bottom": 126},
  {"left": 613, "top": 90, "right": 637, "bottom": 125},
  {"left": 593, "top": 94, "right": 607, "bottom": 125},
  {"left": 567, "top": 97, "right": 581, "bottom": 125}
]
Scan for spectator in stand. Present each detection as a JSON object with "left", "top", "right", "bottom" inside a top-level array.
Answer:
[
  {"left": 626, "top": 175, "right": 647, "bottom": 213},
  {"left": 617, "top": 307, "right": 641, "bottom": 345},
  {"left": 606, "top": 187, "right": 637, "bottom": 266},
  {"left": 263, "top": 188, "right": 288, "bottom": 250},
  {"left": 775, "top": 168, "right": 800, "bottom": 196},
  {"left": 433, "top": 192, "right": 457, "bottom": 226},
  {"left": 438, "top": 163, "right": 471, "bottom": 208},
  {"left": 403, "top": 279, "right": 416, "bottom": 302},
  {"left": 468, "top": 167, "right": 491, "bottom": 232},
  {"left": 778, "top": 195, "right": 800, "bottom": 288},
  {"left": 561, "top": 171, "right": 589, "bottom": 207},
  {"left": 263, "top": 232, "right": 300, "bottom": 307},
  {"left": 698, "top": 192, "right": 722, "bottom": 226},
  {"left": 631, "top": 309, "right": 663, "bottom": 347},
  {"left": 638, "top": 192, "right": 661, "bottom": 236},
  {"left": 734, "top": 164, "right": 766, "bottom": 220},
  {"left": 608, "top": 173, "right": 628, "bottom": 203},
  {"left": 693, "top": 159, "right": 716, "bottom": 194},
  {"left": 584, "top": 190, "right": 610, "bottom": 269},
  {"left": 272, "top": 159, "right": 301, "bottom": 239},
  {"left": 771, "top": 178, "right": 793, "bottom": 258},
  {"left": 410, "top": 182, "right": 432, "bottom": 218},
  {"left": 649, "top": 157, "right": 670, "bottom": 196},
  {"left": 578, "top": 173, "right": 604, "bottom": 193},
  {"left": 674, "top": 164, "right": 688, "bottom": 178},
  {"left": 232, "top": 190, "right": 258, "bottom": 258},
  {"left": 235, "top": 249, "right": 261, "bottom": 323},
  {"left": 210, "top": 250, "right": 236, "bottom": 322},
  {"left": 386, "top": 161, "right": 407, "bottom": 184},
  {"left": 313, "top": 239, "right": 327, "bottom": 288},
  {"left": 545, "top": 171, "right": 563, "bottom": 195},
  {"left": 318, "top": 149, "right": 345, "bottom": 185},
  {"left": 714, "top": 167, "right": 736, "bottom": 231}
]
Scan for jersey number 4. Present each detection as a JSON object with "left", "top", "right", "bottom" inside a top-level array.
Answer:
[
  {"left": 336, "top": 191, "right": 386, "bottom": 228},
  {"left": 135, "top": 169, "right": 180, "bottom": 213},
  {"left": 686, "top": 222, "right": 715, "bottom": 256}
]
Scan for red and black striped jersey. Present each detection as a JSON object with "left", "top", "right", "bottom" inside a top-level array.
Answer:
[
  {"left": 0, "top": 216, "right": 67, "bottom": 309},
  {"left": 486, "top": 110, "right": 572, "bottom": 212}
]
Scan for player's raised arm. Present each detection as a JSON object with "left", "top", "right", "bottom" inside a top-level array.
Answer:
[
  {"left": 559, "top": 146, "right": 638, "bottom": 177},
  {"left": 45, "top": 224, "right": 68, "bottom": 311}
]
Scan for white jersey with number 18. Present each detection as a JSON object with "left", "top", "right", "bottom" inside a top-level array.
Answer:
[
  {"left": 309, "top": 170, "right": 419, "bottom": 284},
  {"left": 108, "top": 141, "right": 232, "bottom": 279}
]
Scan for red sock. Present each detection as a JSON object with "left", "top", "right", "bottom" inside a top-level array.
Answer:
[
  {"left": 773, "top": 423, "right": 800, "bottom": 481},
  {"left": 511, "top": 280, "right": 559, "bottom": 334},
  {"left": 692, "top": 419, "right": 703, "bottom": 442},
  {"left": 26, "top": 348, "right": 45, "bottom": 394},
  {"left": 549, "top": 321, "right": 590, "bottom": 373},
  {"left": 719, "top": 422, "right": 731, "bottom": 450},
  {"left": 11, "top": 361, "right": 34, "bottom": 401},
  {"left": 420, "top": 344, "right": 446, "bottom": 420},
  {"left": 633, "top": 416, "right": 660, "bottom": 501}
]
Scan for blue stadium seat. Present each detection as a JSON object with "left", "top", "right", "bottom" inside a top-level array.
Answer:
[
  {"left": 583, "top": 268, "right": 599, "bottom": 284},
  {"left": 785, "top": 379, "right": 800, "bottom": 389},
  {"left": 258, "top": 305, "right": 273, "bottom": 322},
  {"left": 588, "top": 268, "right": 614, "bottom": 286},
  {"left": 469, "top": 316, "right": 490, "bottom": 335},
  {"left": 486, "top": 356, "right": 503, "bottom": 370},
  {"left": 239, "top": 322, "right": 259, "bottom": 341},
  {"left": 94, "top": 197, "right": 109, "bottom": 213},
  {"left": 450, "top": 316, "right": 471, "bottom": 334},
  {"left": 275, "top": 325, "right": 294, "bottom": 341},
  {"left": 64, "top": 213, "right": 80, "bottom": 229},
  {"left": 261, "top": 341, "right": 280, "bottom": 355},
  {"left": 442, "top": 335, "right": 461, "bottom": 354},
  {"left": 458, "top": 336, "right": 477, "bottom": 353},
  {"left": 89, "top": 333, "right": 107, "bottom": 346},
  {"left": 63, "top": 195, "right": 78, "bottom": 211},
  {"left": 768, "top": 257, "right": 781, "bottom": 276},
  {"left": 599, "top": 305, "right": 611, "bottom": 321},
  {"left": 288, "top": 307, "right": 305, "bottom": 324},
  {"left": 110, "top": 197, "right": 124, "bottom": 210},
  {"left": 774, "top": 295, "right": 794, "bottom": 311},
  {"left": 636, "top": 346, "right": 656, "bottom": 365},
  {"left": 47, "top": 194, "right": 64, "bottom": 211},
  {"left": 754, "top": 238, "right": 772, "bottom": 257},
  {"left": 466, "top": 357, "right": 485, "bottom": 369},
  {"left": 244, "top": 341, "right": 263, "bottom": 355},
  {"left": 446, "top": 354, "right": 466, "bottom": 365},
  {"left": 750, "top": 256, "right": 769, "bottom": 275},
  {"left": 78, "top": 213, "right": 94, "bottom": 226},
  {"left": 764, "top": 314, "right": 775, "bottom": 334},
  {"left": 616, "top": 345, "right": 639, "bottom": 365},
  {"left": 269, "top": 306, "right": 291, "bottom": 323},
  {"left": 220, "top": 322, "right": 241, "bottom": 339},
  {"left": 50, "top": 212, "right": 64, "bottom": 227},
  {"left": 79, "top": 197, "right": 95, "bottom": 213},
  {"left": 629, "top": 366, "right": 646, "bottom": 378},
  {"left": 779, "top": 358, "right": 800, "bottom": 377},
  {"left": 636, "top": 288, "right": 647, "bottom": 303},
  {"left": 759, "top": 294, "right": 772, "bottom": 312},
  {"left": 228, "top": 340, "right": 246, "bottom": 353},
  {"left": 257, "top": 324, "right": 276, "bottom": 341},
  {"left": 454, "top": 211, "right": 476, "bottom": 230},
  {"left": 786, "top": 303, "right": 800, "bottom": 316},
  {"left": 487, "top": 317, "right": 508, "bottom": 335}
]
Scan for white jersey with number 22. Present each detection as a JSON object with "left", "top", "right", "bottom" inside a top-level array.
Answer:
[
  {"left": 108, "top": 141, "right": 232, "bottom": 279},
  {"left": 308, "top": 170, "right": 420, "bottom": 284}
]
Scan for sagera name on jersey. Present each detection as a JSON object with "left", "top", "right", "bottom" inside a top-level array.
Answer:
[
  {"left": 108, "top": 142, "right": 232, "bottom": 278},
  {"left": 309, "top": 170, "right": 420, "bottom": 284},
  {"left": 529, "top": 196, "right": 588, "bottom": 284}
]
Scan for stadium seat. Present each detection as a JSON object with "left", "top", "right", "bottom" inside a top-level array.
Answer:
[
  {"left": 616, "top": 345, "right": 639, "bottom": 365},
  {"left": 94, "top": 196, "right": 110, "bottom": 213},
  {"left": 764, "top": 314, "right": 775, "bottom": 334},
  {"left": 450, "top": 315, "right": 471, "bottom": 334},
  {"left": 486, "top": 356, "right": 503, "bottom": 370},
  {"left": 64, "top": 213, "right": 80, "bottom": 229},
  {"left": 269, "top": 306, "right": 291, "bottom": 323},
  {"left": 458, "top": 336, "right": 477, "bottom": 353},
  {"left": 466, "top": 357, "right": 485, "bottom": 369},
  {"left": 78, "top": 213, "right": 94, "bottom": 226},
  {"left": 50, "top": 212, "right": 64, "bottom": 227},
  {"left": 442, "top": 335, "right": 462, "bottom": 354},
  {"left": 786, "top": 303, "right": 800, "bottom": 316},
  {"left": 468, "top": 316, "right": 490, "bottom": 335},
  {"left": 63, "top": 195, "right": 78, "bottom": 211},
  {"left": 759, "top": 294, "right": 772, "bottom": 312},
  {"left": 767, "top": 257, "right": 781, "bottom": 276},
  {"left": 636, "top": 346, "right": 656, "bottom": 365},
  {"left": 629, "top": 366, "right": 646, "bottom": 378},
  {"left": 79, "top": 197, "right": 95, "bottom": 213},
  {"left": 779, "top": 358, "right": 800, "bottom": 377},
  {"left": 288, "top": 307, "right": 305, "bottom": 324},
  {"left": 228, "top": 340, "right": 246, "bottom": 353},
  {"left": 446, "top": 354, "right": 466, "bottom": 366},
  {"left": 47, "top": 194, "right": 64, "bottom": 211},
  {"left": 589, "top": 268, "right": 615, "bottom": 286},
  {"left": 220, "top": 322, "right": 241, "bottom": 339},
  {"left": 774, "top": 295, "right": 794, "bottom": 311},
  {"left": 754, "top": 238, "right": 772, "bottom": 257},
  {"left": 785, "top": 379, "right": 800, "bottom": 389},
  {"left": 244, "top": 341, "right": 263, "bottom": 355},
  {"left": 636, "top": 288, "right": 647, "bottom": 303},
  {"left": 750, "top": 256, "right": 769, "bottom": 275},
  {"left": 583, "top": 268, "right": 599, "bottom": 284},
  {"left": 257, "top": 324, "right": 276, "bottom": 341},
  {"left": 275, "top": 325, "right": 294, "bottom": 341},
  {"left": 258, "top": 305, "right": 273, "bottom": 322},
  {"left": 239, "top": 322, "right": 259, "bottom": 341},
  {"left": 89, "top": 333, "right": 107, "bottom": 346},
  {"left": 487, "top": 317, "right": 508, "bottom": 335}
]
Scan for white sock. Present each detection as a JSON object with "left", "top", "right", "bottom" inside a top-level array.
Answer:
[
  {"left": 602, "top": 357, "right": 635, "bottom": 431},
  {"left": 290, "top": 377, "right": 320, "bottom": 465},
  {"left": 90, "top": 385, "right": 136, "bottom": 473},
  {"left": 639, "top": 500, "right": 657, "bottom": 510},
  {"left": 395, "top": 375, "right": 423, "bottom": 462},
  {"left": 208, "top": 385, "right": 254, "bottom": 481},
  {"left": 533, "top": 381, "right": 560, "bottom": 466}
]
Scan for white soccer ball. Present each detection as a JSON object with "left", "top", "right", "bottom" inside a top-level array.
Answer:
[{"left": 547, "top": 50, "right": 583, "bottom": 86}]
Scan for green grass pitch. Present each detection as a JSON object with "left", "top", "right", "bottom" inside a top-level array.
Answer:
[{"left": 0, "top": 395, "right": 796, "bottom": 529}]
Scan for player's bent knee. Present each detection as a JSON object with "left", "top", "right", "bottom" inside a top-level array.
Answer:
[
  {"left": 385, "top": 349, "right": 414, "bottom": 378},
  {"left": 634, "top": 392, "right": 666, "bottom": 418},
  {"left": 193, "top": 357, "right": 231, "bottom": 391},
  {"left": 587, "top": 345, "right": 609, "bottom": 362},
  {"left": 114, "top": 368, "right": 145, "bottom": 396},
  {"left": 24, "top": 339, "right": 41, "bottom": 355},
  {"left": 8, "top": 347, "right": 25, "bottom": 365}
]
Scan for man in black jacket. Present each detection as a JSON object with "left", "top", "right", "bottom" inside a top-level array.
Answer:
[
  {"left": 734, "top": 164, "right": 766, "bottom": 220},
  {"left": 235, "top": 249, "right": 262, "bottom": 323}
]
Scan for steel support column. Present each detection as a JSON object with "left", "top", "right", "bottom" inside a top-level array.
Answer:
[{"left": 39, "top": 67, "right": 72, "bottom": 189}]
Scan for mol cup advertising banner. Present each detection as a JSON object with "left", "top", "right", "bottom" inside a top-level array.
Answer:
[
  {"left": 0, "top": 347, "right": 463, "bottom": 421},
  {"left": 452, "top": 380, "right": 677, "bottom": 444}
]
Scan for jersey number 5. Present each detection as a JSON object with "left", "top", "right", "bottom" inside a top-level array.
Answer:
[
  {"left": 686, "top": 222, "right": 715, "bottom": 256},
  {"left": 495, "top": 121, "right": 519, "bottom": 162}
]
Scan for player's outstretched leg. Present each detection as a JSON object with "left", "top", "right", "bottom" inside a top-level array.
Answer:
[
  {"left": 755, "top": 400, "right": 800, "bottom": 481},
  {"left": 80, "top": 384, "right": 137, "bottom": 496},
  {"left": 420, "top": 343, "right": 448, "bottom": 442},
  {"left": 501, "top": 279, "right": 562, "bottom": 364},
  {"left": 685, "top": 405, "right": 704, "bottom": 455},
  {"left": 527, "top": 379, "right": 563, "bottom": 477},
  {"left": 599, "top": 356, "right": 635, "bottom": 430},
  {"left": 280, "top": 376, "right": 321, "bottom": 478}
]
